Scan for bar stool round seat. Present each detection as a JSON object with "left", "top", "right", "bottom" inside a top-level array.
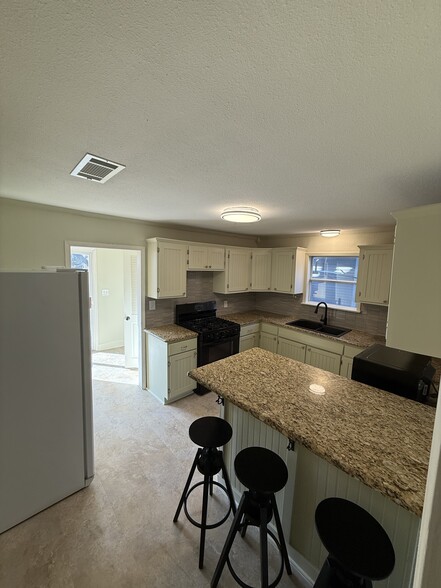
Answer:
[
  {"left": 314, "top": 497, "right": 395, "bottom": 587},
  {"left": 173, "top": 416, "right": 236, "bottom": 570},
  {"left": 211, "top": 446, "right": 292, "bottom": 588}
]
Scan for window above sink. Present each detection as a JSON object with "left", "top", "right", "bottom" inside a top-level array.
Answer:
[{"left": 304, "top": 254, "right": 360, "bottom": 312}]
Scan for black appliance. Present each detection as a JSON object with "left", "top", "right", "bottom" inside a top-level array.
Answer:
[
  {"left": 352, "top": 343, "right": 435, "bottom": 403},
  {"left": 175, "top": 301, "right": 240, "bottom": 395}
]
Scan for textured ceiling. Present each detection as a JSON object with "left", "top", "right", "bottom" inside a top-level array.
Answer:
[{"left": 1, "top": 1, "right": 440, "bottom": 235}]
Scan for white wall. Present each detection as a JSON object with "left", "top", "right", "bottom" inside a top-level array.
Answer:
[
  {"left": 95, "top": 248, "right": 124, "bottom": 351},
  {"left": 0, "top": 197, "right": 258, "bottom": 271}
]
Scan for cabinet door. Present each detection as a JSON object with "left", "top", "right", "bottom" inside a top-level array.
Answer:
[
  {"left": 157, "top": 241, "right": 187, "bottom": 298},
  {"left": 340, "top": 356, "right": 353, "bottom": 379},
  {"left": 226, "top": 249, "right": 251, "bottom": 292},
  {"left": 277, "top": 337, "right": 306, "bottom": 362},
  {"left": 188, "top": 245, "right": 225, "bottom": 271},
  {"left": 250, "top": 249, "right": 272, "bottom": 291},
  {"left": 271, "top": 249, "right": 295, "bottom": 293},
  {"left": 208, "top": 247, "right": 225, "bottom": 270},
  {"left": 188, "top": 245, "right": 208, "bottom": 270},
  {"left": 168, "top": 350, "right": 197, "bottom": 401},
  {"left": 305, "top": 346, "right": 341, "bottom": 374},
  {"left": 260, "top": 332, "right": 278, "bottom": 353},
  {"left": 239, "top": 333, "right": 259, "bottom": 352},
  {"left": 356, "top": 247, "right": 393, "bottom": 305}
]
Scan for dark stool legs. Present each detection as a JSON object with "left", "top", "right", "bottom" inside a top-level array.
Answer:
[
  {"left": 173, "top": 417, "right": 236, "bottom": 569},
  {"left": 314, "top": 497, "right": 395, "bottom": 588},
  {"left": 212, "top": 447, "right": 292, "bottom": 588}
]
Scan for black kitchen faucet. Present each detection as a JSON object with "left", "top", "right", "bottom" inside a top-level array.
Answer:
[{"left": 314, "top": 301, "right": 328, "bottom": 325}]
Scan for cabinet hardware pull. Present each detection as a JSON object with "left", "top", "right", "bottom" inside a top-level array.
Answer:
[
  {"left": 287, "top": 439, "right": 295, "bottom": 451},
  {"left": 216, "top": 395, "right": 224, "bottom": 406}
]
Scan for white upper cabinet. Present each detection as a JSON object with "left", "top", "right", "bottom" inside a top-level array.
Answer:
[
  {"left": 188, "top": 244, "right": 225, "bottom": 271},
  {"left": 147, "top": 238, "right": 187, "bottom": 299},
  {"left": 213, "top": 248, "right": 251, "bottom": 293},
  {"left": 271, "top": 247, "right": 306, "bottom": 294},
  {"left": 356, "top": 245, "right": 393, "bottom": 306},
  {"left": 387, "top": 203, "right": 441, "bottom": 358},
  {"left": 250, "top": 249, "right": 272, "bottom": 291}
]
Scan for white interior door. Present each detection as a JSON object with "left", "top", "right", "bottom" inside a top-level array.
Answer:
[{"left": 123, "top": 251, "right": 140, "bottom": 368}]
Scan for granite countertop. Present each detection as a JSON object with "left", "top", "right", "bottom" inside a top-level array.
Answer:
[
  {"left": 222, "top": 310, "right": 384, "bottom": 348},
  {"left": 144, "top": 324, "right": 197, "bottom": 343},
  {"left": 189, "top": 347, "right": 435, "bottom": 516}
]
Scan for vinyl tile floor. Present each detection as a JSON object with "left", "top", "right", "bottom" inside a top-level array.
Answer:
[{"left": 0, "top": 381, "right": 308, "bottom": 588}]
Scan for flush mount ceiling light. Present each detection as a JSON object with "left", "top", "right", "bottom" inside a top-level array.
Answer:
[
  {"left": 70, "top": 153, "right": 126, "bottom": 183},
  {"left": 320, "top": 229, "right": 341, "bottom": 238},
  {"left": 221, "top": 207, "right": 262, "bottom": 223}
]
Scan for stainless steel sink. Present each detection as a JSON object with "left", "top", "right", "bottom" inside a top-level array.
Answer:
[{"left": 285, "top": 319, "right": 351, "bottom": 338}]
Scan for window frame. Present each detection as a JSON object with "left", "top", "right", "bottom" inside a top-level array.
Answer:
[{"left": 303, "top": 251, "right": 360, "bottom": 312}]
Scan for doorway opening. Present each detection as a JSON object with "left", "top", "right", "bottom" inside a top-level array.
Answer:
[{"left": 68, "top": 244, "right": 143, "bottom": 386}]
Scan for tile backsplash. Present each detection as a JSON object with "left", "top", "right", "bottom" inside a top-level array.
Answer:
[{"left": 145, "top": 272, "right": 387, "bottom": 336}]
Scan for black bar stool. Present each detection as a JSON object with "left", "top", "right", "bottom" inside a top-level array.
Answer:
[
  {"left": 314, "top": 497, "right": 395, "bottom": 587},
  {"left": 211, "top": 446, "right": 292, "bottom": 588},
  {"left": 173, "top": 416, "right": 237, "bottom": 569}
]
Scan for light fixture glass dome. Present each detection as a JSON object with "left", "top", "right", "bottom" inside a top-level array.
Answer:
[
  {"left": 221, "top": 207, "right": 262, "bottom": 223},
  {"left": 320, "top": 229, "right": 341, "bottom": 238}
]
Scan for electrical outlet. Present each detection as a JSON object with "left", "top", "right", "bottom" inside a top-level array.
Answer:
[
  {"left": 223, "top": 300, "right": 228, "bottom": 308},
  {"left": 148, "top": 300, "right": 156, "bottom": 311}
]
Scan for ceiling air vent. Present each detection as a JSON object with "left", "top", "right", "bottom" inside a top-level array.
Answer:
[{"left": 70, "top": 153, "right": 125, "bottom": 183}]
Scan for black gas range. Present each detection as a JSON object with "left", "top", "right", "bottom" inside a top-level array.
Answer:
[{"left": 176, "top": 301, "right": 240, "bottom": 395}]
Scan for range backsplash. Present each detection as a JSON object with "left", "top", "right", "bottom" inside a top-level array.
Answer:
[{"left": 145, "top": 272, "right": 388, "bottom": 337}]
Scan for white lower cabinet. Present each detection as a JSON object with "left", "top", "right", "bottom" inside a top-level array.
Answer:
[
  {"left": 277, "top": 327, "right": 344, "bottom": 376},
  {"left": 340, "top": 344, "right": 363, "bottom": 378},
  {"left": 259, "top": 323, "right": 278, "bottom": 353},
  {"left": 146, "top": 333, "right": 197, "bottom": 404},
  {"left": 277, "top": 337, "right": 306, "bottom": 362},
  {"left": 239, "top": 323, "right": 260, "bottom": 352},
  {"left": 305, "top": 345, "right": 341, "bottom": 374}
]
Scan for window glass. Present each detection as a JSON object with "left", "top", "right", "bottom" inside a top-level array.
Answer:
[{"left": 308, "top": 256, "right": 359, "bottom": 309}]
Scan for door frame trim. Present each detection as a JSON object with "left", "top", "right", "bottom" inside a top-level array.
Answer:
[{"left": 65, "top": 240, "right": 146, "bottom": 388}]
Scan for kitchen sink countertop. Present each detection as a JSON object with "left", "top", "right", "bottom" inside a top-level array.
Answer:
[
  {"left": 222, "top": 310, "right": 384, "bottom": 348},
  {"left": 189, "top": 347, "right": 435, "bottom": 516},
  {"left": 144, "top": 324, "right": 197, "bottom": 343}
]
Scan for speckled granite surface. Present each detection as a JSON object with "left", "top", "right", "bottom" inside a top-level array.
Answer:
[
  {"left": 144, "top": 324, "right": 196, "bottom": 343},
  {"left": 189, "top": 347, "right": 435, "bottom": 516},
  {"left": 223, "top": 310, "right": 384, "bottom": 348}
]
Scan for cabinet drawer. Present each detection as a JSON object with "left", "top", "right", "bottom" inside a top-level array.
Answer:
[
  {"left": 260, "top": 322, "right": 278, "bottom": 336},
  {"left": 241, "top": 323, "right": 260, "bottom": 336},
  {"left": 168, "top": 338, "right": 197, "bottom": 356}
]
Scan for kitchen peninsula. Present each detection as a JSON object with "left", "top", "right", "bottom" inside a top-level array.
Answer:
[{"left": 189, "top": 348, "right": 435, "bottom": 587}]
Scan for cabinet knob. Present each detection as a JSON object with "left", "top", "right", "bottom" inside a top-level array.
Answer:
[
  {"left": 274, "top": 288, "right": 277, "bottom": 291},
  {"left": 209, "top": 265, "right": 212, "bottom": 268}
]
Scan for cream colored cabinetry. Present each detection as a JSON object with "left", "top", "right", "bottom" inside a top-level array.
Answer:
[
  {"left": 271, "top": 248, "right": 306, "bottom": 294},
  {"left": 147, "top": 238, "right": 187, "bottom": 299},
  {"left": 305, "top": 345, "right": 341, "bottom": 374},
  {"left": 239, "top": 323, "right": 260, "bottom": 352},
  {"left": 187, "top": 244, "right": 225, "bottom": 271},
  {"left": 356, "top": 245, "right": 393, "bottom": 306},
  {"left": 250, "top": 249, "right": 272, "bottom": 291},
  {"left": 387, "top": 203, "right": 441, "bottom": 358},
  {"left": 259, "top": 323, "right": 278, "bottom": 353},
  {"left": 340, "top": 344, "right": 363, "bottom": 378},
  {"left": 213, "top": 248, "right": 251, "bottom": 294},
  {"left": 277, "top": 337, "right": 306, "bottom": 362},
  {"left": 277, "top": 327, "right": 344, "bottom": 375},
  {"left": 146, "top": 333, "right": 197, "bottom": 404}
]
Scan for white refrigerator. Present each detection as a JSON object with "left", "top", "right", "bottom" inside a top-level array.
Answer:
[{"left": 0, "top": 269, "right": 94, "bottom": 534}]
